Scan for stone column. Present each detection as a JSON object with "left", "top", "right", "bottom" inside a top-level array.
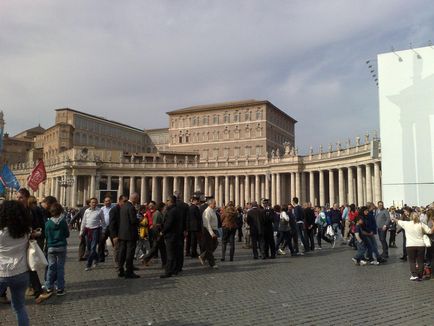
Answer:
[
  {"left": 162, "top": 176, "right": 168, "bottom": 201},
  {"left": 235, "top": 175, "right": 240, "bottom": 206},
  {"left": 319, "top": 170, "right": 325, "bottom": 207},
  {"left": 300, "top": 172, "right": 306, "bottom": 203},
  {"left": 276, "top": 173, "right": 281, "bottom": 205},
  {"left": 309, "top": 171, "right": 315, "bottom": 205},
  {"left": 357, "top": 165, "right": 363, "bottom": 207},
  {"left": 194, "top": 176, "right": 199, "bottom": 193},
  {"left": 224, "top": 176, "right": 229, "bottom": 205},
  {"left": 338, "top": 168, "right": 345, "bottom": 205},
  {"left": 151, "top": 176, "right": 157, "bottom": 201},
  {"left": 244, "top": 175, "right": 250, "bottom": 204},
  {"left": 183, "top": 177, "right": 189, "bottom": 202},
  {"left": 50, "top": 178, "right": 55, "bottom": 197},
  {"left": 348, "top": 167, "right": 354, "bottom": 205},
  {"left": 214, "top": 176, "right": 219, "bottom": 206},
  {"left": 90, "top": 175, "right": 96, "bottom": 199},
  {"left": 229, "top": 177, "right": 234, "bottom": 202},
  {"left": 71, "top": 175, "right": 78, "bottom": 208},
  {"left": 204, "top": 176, "right": 209, "bottom": 196},
  {"left": 218, "top": 178, "right": 223, "bottom": 207},
  {"left": 374, "top": 162, "right": 381, "bottom": 203},
  {"left": 107, "top": 176, "right": 112, "bottom": 191},
  {"left": 140, "top": 177, "right": 146, "bottom": 204},
  {"left": 173, "top": 176, "right": 179, "bottom": 196},
  {"left": 240, "top": 178, "right": 244, "bottom": 206},
  {"left": 290, "top": 173, "right": 295, "bottom": 199},
  {"left": 54, "top": 177, "right": 59, "bottom": 199},
  {"left": 255, "top": 175, "right": 260, "bottom": 203},
  {"left": 329, "top": 169, "right": 335, "bottom": 205},
  {"left": 271, "top": 173, "right": 276, "bottom": 205},
  {"left": 295, "top": 172, "right": 301, "bottom": 200},
  {"left": 265, "top": 174, "right": 270, "bottom": 202},
  {"left": 129, "top": 176, "right": 135, "bottom": 195},
  {"left": 365, "top": 164, "right": 373, "bottom": 203},
  {"left": 118, "top": 177, "right": 124, "bottom": 197}
]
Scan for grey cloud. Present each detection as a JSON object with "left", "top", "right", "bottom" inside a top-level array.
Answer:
[{"left": 1, "top": 0, "right": 434, "bottom": 150}]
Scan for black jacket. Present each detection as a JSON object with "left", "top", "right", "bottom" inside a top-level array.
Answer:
[
  {"left": 247, "top": 207, "right": 265, "bottom": 235},
  {"left": 162, "top": 204, "right": 181, "bottom": 239},
  {"left": 176, "top": 199, "right": 189, "bottom": 234},
  {"left": 293, "top": 205, "right": 305, "bottom": 223},
  {"left": 187, "top": 204, "right": 202, "bottom": 232},
  {"left": 263, "top": 207, "right": 275, "bottom": 234},
  {"left": 304, "top": 207, "right": 316, "bottom": 228},
  {"left": 109, "top": 204, "right": 121, "bottom": 238},
  {"left": 118, "top": 202, "right": 138, "bottom": 241}
]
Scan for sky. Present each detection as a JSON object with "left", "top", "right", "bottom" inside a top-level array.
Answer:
[{"left": 1, "top": 0, "right": 434, "bottom": 153}]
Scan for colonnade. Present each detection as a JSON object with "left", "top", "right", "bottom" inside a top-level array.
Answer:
[{"left": 33, "top": 161, "right": 381, "bottom": 208}]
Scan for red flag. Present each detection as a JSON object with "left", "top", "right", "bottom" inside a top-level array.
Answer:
[{"left": 27, "top": 160, "right": 47, "bottom": 192}]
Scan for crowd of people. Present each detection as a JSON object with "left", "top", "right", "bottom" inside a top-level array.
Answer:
[{"left": 1, "top": 186, "right": 433, "bottom": 326}]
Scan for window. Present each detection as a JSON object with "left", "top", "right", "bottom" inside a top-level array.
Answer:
[
  {"left": 256, "top": 146, "right": 262, "bottom": 155},
  {"left": 213, "top": 115, "right": 219, "bottom": 124},
  {"left": 192, "top": 117, "right": 197, "bottom": 126},
  {"left": 179, "top": 136, "right": 182, "bottom": 143},
  {"left": 234, "top": 112, "right": 239, "bottom": 122},
  {"left": 224, "top": 112, "right": 230, "bottom": 123},
  {"left": 245, "top": 111, "right": 251, "bottom": 121},
  {"left": 202, "top": 116, "right": 209, "bottom": 125},
  {"left": 256, "top": 110, "right": 262, "bottom": 120},
  {"left": 224, "top": 127, "right": 229, "bottom": 140}
]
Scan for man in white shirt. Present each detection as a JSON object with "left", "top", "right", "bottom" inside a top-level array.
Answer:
[
  {"left": 98, "top": 197, "right": 114, "bottom": 263},
  {"left": 199, "top": 199, "right": 219, "bottom": 269},
  {"left": 80, "top": 198, "right": 105, "bottom": 271}
]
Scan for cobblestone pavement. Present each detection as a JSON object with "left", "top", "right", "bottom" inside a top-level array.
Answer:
[{"left": 1, "top": 231, "right": 434, "bottom": 326}]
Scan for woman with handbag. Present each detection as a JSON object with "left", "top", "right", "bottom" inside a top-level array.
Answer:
[
  {"left": 0, "top": 200, "right": 32, "bottom": 326},
  {"left": 391, "top": 211, "right": 434, "bottom": 281}
]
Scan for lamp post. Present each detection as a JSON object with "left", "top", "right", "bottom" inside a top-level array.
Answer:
[{"left": 58, "top": 176, "right": 75, "bottom": 207}]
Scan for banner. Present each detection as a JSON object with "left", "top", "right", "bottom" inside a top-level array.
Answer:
[
  {"left": 27, "top": 160, "right": 47, "bottom": 191},
  {"left": 0, "top": 165, "right": 21, "bottom": 191},
  {"left": 0, "top": 124, "right": 3, "bottom": 153}
]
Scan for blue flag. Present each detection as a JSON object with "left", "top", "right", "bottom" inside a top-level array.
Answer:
[
  {"left": 0, "top": 165, "right": 20, "bottom": 191},
  {"left": 0, "top": 124, "right": 3, "bottom": 153},
  {"left": 0, "top": 179, "right": 4, "bottom": 195}
]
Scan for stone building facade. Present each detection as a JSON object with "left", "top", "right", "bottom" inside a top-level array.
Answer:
[{"left": 5, "top": 100, "right": 382, "bottom": 208}]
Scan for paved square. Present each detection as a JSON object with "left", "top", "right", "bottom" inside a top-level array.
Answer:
[{"left": 1, "top": 232, "right": 434, "bottom": 326}]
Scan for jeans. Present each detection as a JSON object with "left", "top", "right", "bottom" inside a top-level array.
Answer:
[
  {"left": 296, "top": 222, "right": 308, "bottom": 251},
  {"left": 85, "top": 227, "right": 101, "bottom": 268},
  {"left": 354, "top": 241, "right": 367, "bottom": 261},
  {"left": 0, "top": 272, "right": 29, "bottom": 326},
  {"left": 46, "top": 247, "right": 67, "bottom": 291},
  {"left": 365, "top": 236, "right": 381, "bottom": 260},
  {"left": 276, "top": 231, "right": 294, "bottom": 254},
  {"left": 332, "top": 223, "right": 341, "bottom": 240},
  {"left": 221, "top": 228, "right": 236, "bottom": 260},
  {"left": 407, "top": 246, "right": 425, "bottom": 277},
  {"left": 377, "top": 228, "right": 389, "bottom": 257}
]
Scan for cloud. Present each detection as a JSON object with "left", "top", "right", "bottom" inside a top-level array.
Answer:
[{"left": 1, "top": 0, "right": 434, "bottom": 151}]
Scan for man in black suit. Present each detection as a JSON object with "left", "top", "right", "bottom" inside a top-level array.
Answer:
[
  {"left": 118, "top": 192, "right": 140, "bottom": 279},
  {"left": 262, "top": 199, "right": 276, "bottom": 259},
  {"left": 161, "top": 196, "right": 181, "bottom": 278},
  {"left": 109, "top": 195, "right": 127, "bottom": 272},
  {"left": 174, "top": 192, "right": 189, "bottom": 274},
  {"left": 247, "top": 201, "right": 265, "bottom": 259},
  {"left": 187, "top": 195, "right": 202, "bottom": 258}
]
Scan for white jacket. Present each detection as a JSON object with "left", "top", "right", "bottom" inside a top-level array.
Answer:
[{"left": 0, "top": 228, "right": 29, "bottom": 277}]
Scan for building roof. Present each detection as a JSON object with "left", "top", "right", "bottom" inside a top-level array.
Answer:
[
  {"left": 166, "top": 99, "right": 297, "bottom": 123},
  {"left": 55, "top": 108, "right": 145, "bottom": 133},
  {"left": 13, "top": 124, "right": 46, "bottom": 138}
]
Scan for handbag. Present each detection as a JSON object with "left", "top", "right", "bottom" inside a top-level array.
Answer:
[
  {"left": 423, "top": 235, "right": 432, "bottom": 247},
  {"left": 27, "top": 239, "right": 48, "bottom": 271}
]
